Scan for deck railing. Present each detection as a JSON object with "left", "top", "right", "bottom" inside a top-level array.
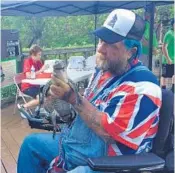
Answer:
[{"left": 1, "top": 46, "right": 96, "bottom": 105}]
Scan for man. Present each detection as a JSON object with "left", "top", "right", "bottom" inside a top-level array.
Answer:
[
  {"left": 140, "top": 6, "right": 158, "bottom": 67},
  {"left": 18, "top": 45, "right": 48, "bottom": 118},
  {"left": 17, "top": 9, "right": 162, "bottom": 173},
  {"left": 161, "top": 18, "right": 174, "bottom": 93}
]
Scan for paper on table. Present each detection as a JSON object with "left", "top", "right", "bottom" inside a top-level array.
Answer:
[{"left": 44, "top": 60, "right": 57, "bottom": 73}]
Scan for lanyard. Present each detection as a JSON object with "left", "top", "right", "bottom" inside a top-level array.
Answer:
[
  {"left": 90, "top": 71, "right": 114, "bottom": 97},
  {"left": 90, "top": 65, "right": 149, "bottom": 103}
]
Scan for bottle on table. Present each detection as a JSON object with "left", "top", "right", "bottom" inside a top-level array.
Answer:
[{"left": 30, "top": 65, "right": 36, "bottom": 79}]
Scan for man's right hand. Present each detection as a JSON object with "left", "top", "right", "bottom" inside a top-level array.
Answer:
[
  {"left": 153, "top": 49, "right": 158, "bottom": 56},
  {"left": 167, "top": 58, "right": 172, "bottom": 65}
]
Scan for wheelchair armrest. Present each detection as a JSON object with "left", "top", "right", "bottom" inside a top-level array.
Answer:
[{"left": 88, "top": 153, "right": 165, "bottom": 172}]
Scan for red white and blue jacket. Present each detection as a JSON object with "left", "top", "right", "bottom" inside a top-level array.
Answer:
[{"left": 84, "top": 62, "right": 162, "bottom": 156}]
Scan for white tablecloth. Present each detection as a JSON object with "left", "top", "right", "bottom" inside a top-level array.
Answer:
[
  {"left": 22, "top": 78, "right": 51, "bottom": 85},
  {"left": 22, "top": 69, "right": 94, "bottom": 85}
]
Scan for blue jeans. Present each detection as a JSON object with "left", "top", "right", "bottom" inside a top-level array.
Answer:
[
  {"left": 17, "top": 116, "right": 107, "bottom": 173},
  {"left": 17, "top": 133, "right": 59, "bottom": 173}
]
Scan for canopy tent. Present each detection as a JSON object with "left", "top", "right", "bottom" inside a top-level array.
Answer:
[
  {"left": 1, "top": 1, "right": 174, "bottom": 70},
  {"left": 1, "top": 1, "right": 173, "bottom": 17}
]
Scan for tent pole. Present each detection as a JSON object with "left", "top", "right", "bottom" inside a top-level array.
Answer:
[
  {"left": 148, "top": 2, "right": 155, "bottom": 70},
  {"left": 94, "top": 14, "right": 97, "bottom": 52}
]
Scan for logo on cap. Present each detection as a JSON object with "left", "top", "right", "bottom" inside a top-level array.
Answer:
[{"left": 107, "top": 14, "right": 117, "bottom": 28}]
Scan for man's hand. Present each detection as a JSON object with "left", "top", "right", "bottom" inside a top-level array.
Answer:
[
  {"left": 167, "top": 58, "right": 172, "bottom": 65},
  {"left": 49, "top": 75, "right": 71, "bottom": 99},
  {"left": 153, "top": 49, "right": 158, "bottom": 56},
  {"left": 49, "top": 74, "right": 110, "bottom": 140}
]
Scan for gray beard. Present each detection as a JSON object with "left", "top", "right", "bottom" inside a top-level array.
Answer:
[
  {"left": 97, "top": 59, "right": 128, "bottom": 76},
  {"left": 108, "top": 60, "right": 128, "bottom": 76}
]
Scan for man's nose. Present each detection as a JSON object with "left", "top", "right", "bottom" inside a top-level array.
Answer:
[{"left": 97, "top": 42, "right": 106, "bottom": 55}]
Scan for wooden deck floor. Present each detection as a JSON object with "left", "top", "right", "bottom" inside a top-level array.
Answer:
[{"left": 1, "top": 103, "right": 43, "bottom": 173}]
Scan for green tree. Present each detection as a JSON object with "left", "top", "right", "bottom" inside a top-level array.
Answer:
[{"left": 1, "top": 5, "right": 174, "bottom": 49}]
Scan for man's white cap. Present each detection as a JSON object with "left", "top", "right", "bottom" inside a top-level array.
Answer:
[{"left": 93, "top": 9, "right": 145, "bottom": 44}]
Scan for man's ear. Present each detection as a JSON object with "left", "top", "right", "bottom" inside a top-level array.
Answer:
[
  {"left": 127, "top": 47, "right": 137, "bottom": 61},
  {"left": 130, "top": 47, "right": 137, "bottom": 55}
]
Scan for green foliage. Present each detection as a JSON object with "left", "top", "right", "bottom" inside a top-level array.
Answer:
[
  {"left": 1, "top": 84, "right": 17, "bottom": 100},
  {"left": 157, "top": 5, "right": 174, "bottom": 35},
  {"left": 1, "top": 14, "right": 97, "bottom": 48},
  {"left": 157, "top": 5, "right": 174, "bottom": 23},
  {"left": 1, "top": 5, "right": 174, "bottom": 49}
]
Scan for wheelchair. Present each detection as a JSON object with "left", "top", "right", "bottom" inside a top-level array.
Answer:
[
  {"left": 87, "top": 89, "right": 174, "bottom": 173},
  {"left": 22, "top": 89, "right": 174, "bottom": 173}
]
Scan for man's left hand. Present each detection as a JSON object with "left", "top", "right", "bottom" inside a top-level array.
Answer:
[
  {"left": 49, "top": 75, "right": 71, "bottom": 99},
  {"left": 153, "top": 49, "right": 158, "bottom": 56}
]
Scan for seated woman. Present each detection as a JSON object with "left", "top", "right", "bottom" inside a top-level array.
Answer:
[{"left": 18, "top": 44, "right": 48, "bottom": 118}]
